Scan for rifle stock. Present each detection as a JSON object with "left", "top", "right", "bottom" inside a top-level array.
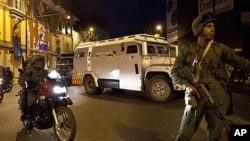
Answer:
[{"left": 180, "top": 66, "right": 230, "bottom": 131}]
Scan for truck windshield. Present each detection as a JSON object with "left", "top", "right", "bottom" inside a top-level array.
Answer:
[{"left": 147, "top": 44, "right": 169, "bottom": 56}]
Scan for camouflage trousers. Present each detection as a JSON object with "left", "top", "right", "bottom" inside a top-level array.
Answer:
[{"left": 175, "top": 90, "right": 229, "bottom": 141}]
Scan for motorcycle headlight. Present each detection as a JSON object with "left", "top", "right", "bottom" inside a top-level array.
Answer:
[{"left": 53, "top": 86, "right": 67, "bottom": 94}]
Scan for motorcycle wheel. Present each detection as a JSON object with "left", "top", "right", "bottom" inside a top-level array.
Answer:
[
  {"left": 0, "top": 88, "right": 3, "bottom": 102},
  {"left": 54, "top": 106, "right": 76, "bottom": 141}
]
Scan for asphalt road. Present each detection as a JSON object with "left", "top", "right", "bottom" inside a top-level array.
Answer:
[{"left": 0, "top": 84, "right": 249, "bottom": 141}]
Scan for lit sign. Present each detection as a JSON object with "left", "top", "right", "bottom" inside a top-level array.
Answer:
[
  {"left": 39, "top": 44, "right": 48, "bottom": 51},
  {"left": 95, "top": 51, "right": 116, "bottom": 57},
  {"left": 13, "top": 37, "right": 21, "bottom": 57}
]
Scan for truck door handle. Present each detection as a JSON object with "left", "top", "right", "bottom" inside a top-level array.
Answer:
[{"left": 129, "top": 56, "right": 134, "bottom": 59}]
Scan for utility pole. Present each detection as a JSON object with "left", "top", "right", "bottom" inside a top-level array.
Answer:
[
  {"left": 25, "top": 0, "right": 29, "bottom": 59},
  {"left": 212, "top": 0, "right": 216, "bottom": 15}
]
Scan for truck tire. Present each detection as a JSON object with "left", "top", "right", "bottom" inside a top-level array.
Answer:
[
  {"left": 146, "top": 75, "right": 173, "bottom": 102},
  {"left": 83, "top": 75, "right": 102, "bottom": 95}
]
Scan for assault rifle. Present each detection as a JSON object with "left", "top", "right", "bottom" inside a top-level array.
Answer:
[{"left": 180, "top": 66, "right": 230, "bottom": 131}]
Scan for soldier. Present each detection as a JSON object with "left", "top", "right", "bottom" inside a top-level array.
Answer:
[
  {"left": 18, "top": 55, "right": 48, "bottom": 123},
  {"left": 170, "top": 13, "right": 250, "bottom": 141},
  {"left": 18, "top": 57, "right": 31, "bottom": 121}
]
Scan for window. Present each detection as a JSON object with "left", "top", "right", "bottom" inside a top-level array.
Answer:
[
  {"left": 126, "top": 45, "right": 137, "bottom": 54},
  {"left": 77, "top": 52, "right": 84, "bottom": 58},
  {"left": 157, "top": 46, "right": 169, "bottom": 55},
  {"left": 147, "top": 46, "right": 156, "bottom": 54},
  {"left": 15, "top": 0, "right": 21, "bottom": 10}
]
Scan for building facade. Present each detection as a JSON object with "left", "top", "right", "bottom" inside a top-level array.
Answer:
[{"left": 0, "top": 0, "right": 80, "bottom": 83}]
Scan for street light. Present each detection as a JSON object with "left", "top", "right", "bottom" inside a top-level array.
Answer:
[
  {"left": 88, "top": 27, "right": 97, "bottom": 41},
  {"left": 89, "top": 27, "right": 94, "bottom": 32},
  {"left": 156, "top": 25, "right": 162, "bottom": 36}
]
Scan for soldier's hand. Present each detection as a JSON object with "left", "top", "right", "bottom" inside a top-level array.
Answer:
[{"left": 186, "top": 85, "right": 198, "bottom": 96}]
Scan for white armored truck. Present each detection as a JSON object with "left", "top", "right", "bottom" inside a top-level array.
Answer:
[{"left": 72, "top": 34, "right": 180, "bottom": 102}]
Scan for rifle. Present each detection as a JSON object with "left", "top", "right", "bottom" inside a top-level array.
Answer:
[{"left": 180, "top": 66, "right": 230, "bottom": 131}]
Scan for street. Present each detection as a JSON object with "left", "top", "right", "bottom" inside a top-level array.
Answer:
[{"left": 0, "top": 84, "right": 249, "bottom": 141}]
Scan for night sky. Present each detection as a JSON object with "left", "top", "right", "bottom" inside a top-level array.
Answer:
[{"left": 80, "top": 0, "right": 166, "bottom": 37}]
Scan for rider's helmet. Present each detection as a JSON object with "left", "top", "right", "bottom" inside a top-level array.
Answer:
[
  {"left": 31, "top": 55, "right": 44, "bottom": 69},
  {"left": 192, "top": 12, "right": 216, "bottom": 36}
]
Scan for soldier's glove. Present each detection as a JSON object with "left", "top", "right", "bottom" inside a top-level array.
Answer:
[
  {"left": 185, "top": 93, "right": 198, "bottom": 109},
  {"left": 25, "top": 80, "right": 37, "bottom": 89},
  {"left": 185, "top": 85, "right": 199, "bottom": 109}
]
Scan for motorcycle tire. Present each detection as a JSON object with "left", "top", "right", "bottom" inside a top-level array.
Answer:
[
  {"left": 0, "top": 88, "right": 4, "bottom": 102},
  {"left": 54, "top": 106, "right": 76, "bottom": 141}
]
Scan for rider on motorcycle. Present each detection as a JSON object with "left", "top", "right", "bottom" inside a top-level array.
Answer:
[
  {"left": 18, "top": 55, "right": 48, "bottom": 121},
  {"left": 18, "top": 57, "right": 31, "bottom": 121}
]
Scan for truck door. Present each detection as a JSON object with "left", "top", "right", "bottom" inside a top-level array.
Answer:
[
  {"left": 74, "top": 48, "right": 88, "bottom": 74},
  {"left": 119, "top": 44, "right": 142, "bottom": 91}
]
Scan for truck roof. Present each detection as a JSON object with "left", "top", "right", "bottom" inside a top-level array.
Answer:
[{"left": 76, "top": 34, "right": 168, "bottom": 49}]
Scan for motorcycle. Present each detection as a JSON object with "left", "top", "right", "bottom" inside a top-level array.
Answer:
[
  {"left": 0, "top": 72, "right": 13, "bottom": 93},
  {"left": 0, "top": 75, "right": 6, "bottom": 102},
  {"left": 16, "top": 70, "right": 76, "bottom": 141}
]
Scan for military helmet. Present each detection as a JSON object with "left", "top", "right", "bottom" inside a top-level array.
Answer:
[
  {"left": 192, "top": 12, "right": 216, "bottom": 36},
  {"left": 31, "top": 55, "right": 43, "bottom": 63},
  {"left": 31, "top": 55, "right": 44, "bottom": 68}
]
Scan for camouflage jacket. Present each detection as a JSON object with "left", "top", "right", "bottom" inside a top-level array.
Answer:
[
  {"left": 18, "top": 66, "right": 48, "bottom": 91},
  {"left": 171, "top": 41, "right": 250, "bottom": 89}
]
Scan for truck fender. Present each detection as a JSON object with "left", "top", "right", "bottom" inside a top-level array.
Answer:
[
  {"left": 144, "top": 66, "right": 172, "bottom": 81},
  {"left": 84, "top": 72, "right": 99, "bottom": 87}
]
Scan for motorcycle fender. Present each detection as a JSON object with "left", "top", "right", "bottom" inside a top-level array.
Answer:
[{"left": 61, "top": 97, "right": 73, "bottom": 105}]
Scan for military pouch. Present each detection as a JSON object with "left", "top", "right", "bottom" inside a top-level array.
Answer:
[{"left": 208, "top": 58, "right": 228, "bottom": 80}]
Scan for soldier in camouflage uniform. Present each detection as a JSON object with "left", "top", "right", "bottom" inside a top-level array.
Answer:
[
  {"left": 18, "top": 57, "right": 31, "bottom": 121},
  {"left": 18, "top": 55, "right": 48, "bottom": 121},
  {"left": 171, "top": 13, "right": 250, "bottom": 141}
]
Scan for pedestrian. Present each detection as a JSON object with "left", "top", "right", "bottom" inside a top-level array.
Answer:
[
  {"left": 170, "top": 12, "right": 250, "bottom": 141},
  {"left": 5, "top": 67, "right": 13, "bottom": 82},
  {"left": 229, "top": 67, "right": 237, "bottom": 83},
  {"left": 237, "top": 69, "right": 246, "bottom": 83}
]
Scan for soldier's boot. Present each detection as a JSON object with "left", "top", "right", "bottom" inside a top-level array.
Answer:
[
  {"left": 20, "top": 105, "right": 27, "bottom": 121},
  {"left": 25, "top": 115, "right": 32, "bottom": 134},
  {"left": 25, "top": 106, "right": 35, "bottom": 134}
]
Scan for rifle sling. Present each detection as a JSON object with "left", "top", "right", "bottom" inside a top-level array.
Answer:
[{"left": 195, "top": 39, "right": 213, "bottom": 82}]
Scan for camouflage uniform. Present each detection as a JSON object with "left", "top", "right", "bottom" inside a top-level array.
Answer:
[
  {"left": 171, "top": 13, "right": 250, "bottom": 141},
  {"left": 18, "top": 55, "right": 48, "bottom": 120}
]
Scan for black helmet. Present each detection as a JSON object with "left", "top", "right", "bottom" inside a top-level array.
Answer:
[{"left": 192, "top": 12, "right": 216, "bottom": 36}]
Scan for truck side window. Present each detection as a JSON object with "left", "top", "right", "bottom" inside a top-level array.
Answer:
[
  {"left": 126, "top": 45, "right": 137, "bottom": 54},
  {"left": 157, "top": 46, "right": 168, "bottom": 54},
  {"left": 77, "top": 52, "right": 84, "bottom": 58},
  {"left": 121, "top": 46, "right": 125, "bottom": 52},
  {"left": 147, "top": 46, "right": 156, "bottom": 54}
]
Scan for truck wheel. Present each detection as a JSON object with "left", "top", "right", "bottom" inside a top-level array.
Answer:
[
  {"left": 83, "top": 75, "right": 102, "bottom": 95},
  {"left": 146, "top": 75, "right": 173, "bottom": 102}
]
